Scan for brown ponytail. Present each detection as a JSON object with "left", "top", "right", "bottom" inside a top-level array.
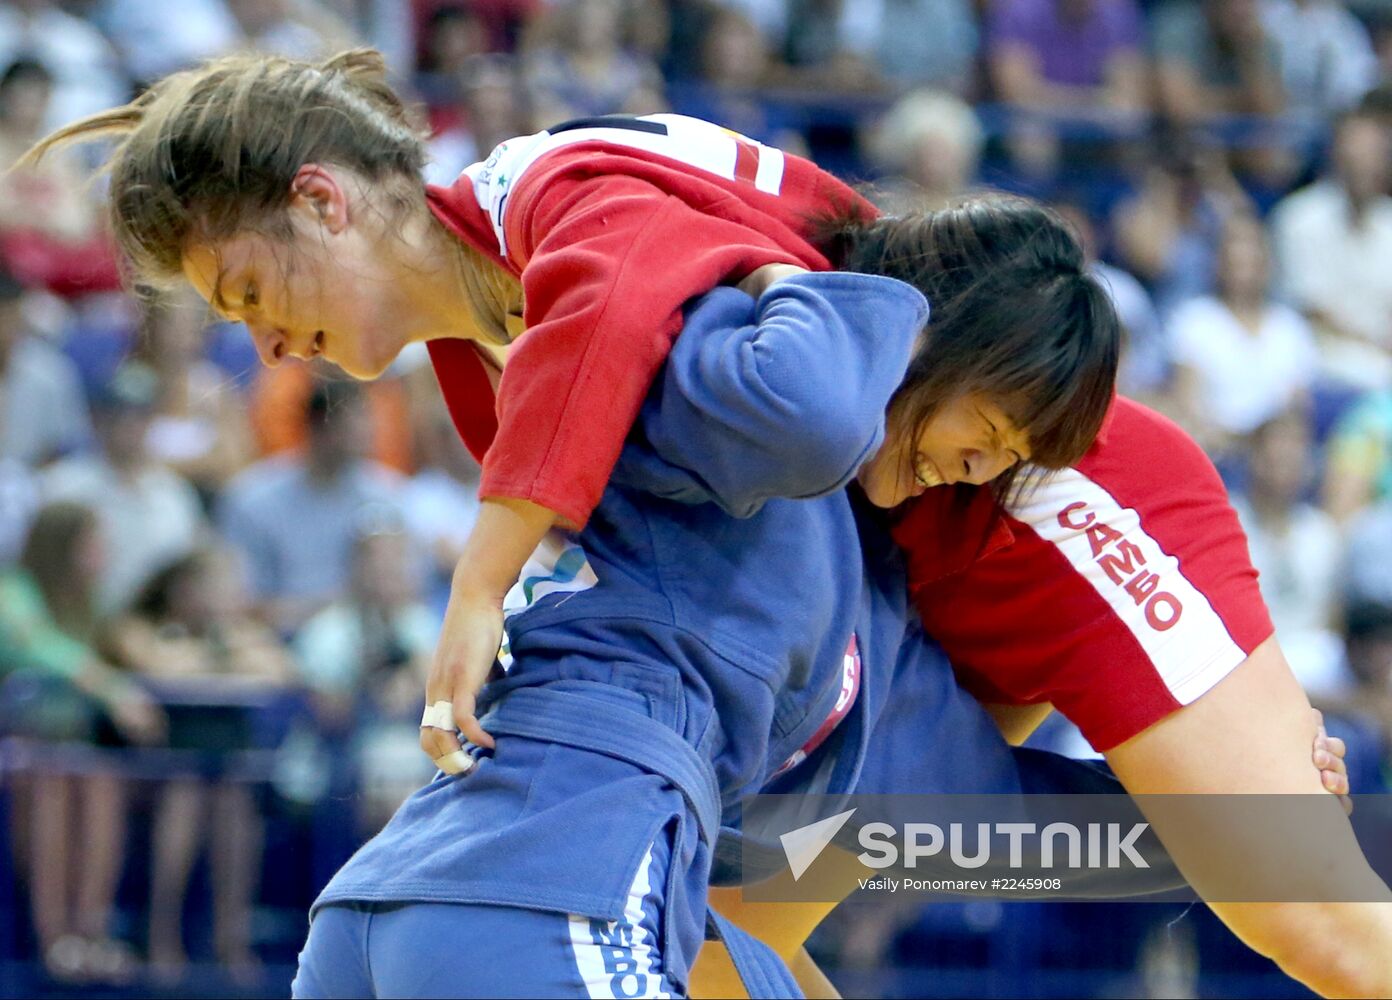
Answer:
[{"left": 22, "top": 48, "right": 431, "bottom": 293}]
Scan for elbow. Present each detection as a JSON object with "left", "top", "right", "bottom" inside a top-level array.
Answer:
[
  {"left": 710, "top": 423, "right": 876, "bottom": 517},
  {"left": 770, "top": 417, "right": 881, "bottom": 499}
]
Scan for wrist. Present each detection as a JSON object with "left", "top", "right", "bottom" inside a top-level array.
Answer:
[{"left": 449, "top": 564, "right": 509, "bottom": 608}]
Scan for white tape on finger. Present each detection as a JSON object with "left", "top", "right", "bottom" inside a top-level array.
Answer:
[
  {"left": 420, "top": 701, "right": 456, "bottom": 731},
  {"left": 434, "top": 750, "right": 475, "bottom": 775}
]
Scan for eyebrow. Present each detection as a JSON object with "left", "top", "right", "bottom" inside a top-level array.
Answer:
[
  {"left": 983, "top": 411, "right": 1025, "bottom": 464},
  {"left": 209, "top": 262, "right": 232, "bottom": 317}
]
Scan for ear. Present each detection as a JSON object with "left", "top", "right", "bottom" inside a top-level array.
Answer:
[{"left": 289, "top": 163, "right": 350, "bottom": 234}]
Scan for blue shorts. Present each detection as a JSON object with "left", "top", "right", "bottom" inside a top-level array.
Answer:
[{"left": 294, "top": 832, "right": 679, "bottom": 999}]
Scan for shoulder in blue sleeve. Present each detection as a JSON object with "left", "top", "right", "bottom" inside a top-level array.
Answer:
[{"left": 615, "top": 272, "right": 928, "bottom": 517}]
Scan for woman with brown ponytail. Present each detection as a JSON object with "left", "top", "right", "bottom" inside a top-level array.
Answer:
[{"left": 24, "top": 49, "right": 910, "bottom": 775}]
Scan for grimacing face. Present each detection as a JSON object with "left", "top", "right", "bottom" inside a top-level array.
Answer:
[{"left": 857, "top": 393, "right": 1032, "bottom": 508}]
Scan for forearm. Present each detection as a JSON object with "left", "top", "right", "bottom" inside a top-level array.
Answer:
[
  {"left": 997, "top": 73, "right": 1141, "bottom": 117},
  {"left": 1106, "top": 641, "right": 1392, "bottom": 995},
  {"left": 453, "top": 497, "right": 557, "bottom": 602},
  {"left": 1305, "top": 304, "right": 1388, "bottom": 350},
  {"left": 105, "top": 619, "right": 205, "bottom": 677},
  {"left": 1156, "top": 67, "right": 1213, "bottom": 122},
  {"left": 70, "top": 656, "right": 138, "bottom": 704}
]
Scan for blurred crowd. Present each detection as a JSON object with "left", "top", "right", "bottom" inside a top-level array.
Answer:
[{"left": 2, "top": 0, "right": 1392, "bottom": 996}]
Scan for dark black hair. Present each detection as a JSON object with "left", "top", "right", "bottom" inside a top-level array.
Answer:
[{"left": 822, "top": 194, "right": 1120, "bottom": 501}]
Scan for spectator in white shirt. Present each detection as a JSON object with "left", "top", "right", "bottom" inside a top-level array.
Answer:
[
  {"left": 1262, "top": 0, "right": 1378, "bottom": 118},
  {"left": 1170, "top": 212, "right": 1319, "bottom": 457},
  {"left": 0, "top": 268, "right": 90, "bottom": 467},
  {"left": 1234, "top": 408, "right": 1349, "bottom": 696},
  {"left": 41, "top": 364, "right": 206, "bottom": 613},
  {"left": 294, "top": 520, "right": 438, "bottom": 831},
  {"left": 1271, "top": 107, "right": 1392, "bottom": 390}
]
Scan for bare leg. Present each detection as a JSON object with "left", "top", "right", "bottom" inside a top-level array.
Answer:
[
  {"left": 75, "top": 773, "right": 137, "bottom": 983},
  {"left": 73, "top": 774, "right": 128, "bottom": 939},
  {"left": 30, "top": 776, "right": 75, "bottom": 968},
  {"left": 210, "top": 782, "right": 262, "bottom": 982},
  {"left": 791, "top": 948, "right": 841, "bottom": 1000},
  {"left": 148, "top": 780, "right": 204, "bottom": 978}
]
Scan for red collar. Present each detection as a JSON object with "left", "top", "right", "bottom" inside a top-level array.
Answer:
[
  {"left": 425, "top": 181, "right": 514, "bottom": 274},
  {"left": 891, "top": 485, "right": 1015, "bottom": 585}
]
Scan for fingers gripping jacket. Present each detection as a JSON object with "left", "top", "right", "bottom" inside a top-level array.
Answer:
[{"left": 421, "top": 701, "right": 476, "bottom": 775}]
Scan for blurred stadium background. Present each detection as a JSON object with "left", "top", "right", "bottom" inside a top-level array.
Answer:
[{"left": 2, "top": 0, "right": 1392, "bottom": 996}]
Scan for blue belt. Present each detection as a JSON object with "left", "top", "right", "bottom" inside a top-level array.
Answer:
[{"left": 483, "top": 687, "right": 803, "bottom": 999}]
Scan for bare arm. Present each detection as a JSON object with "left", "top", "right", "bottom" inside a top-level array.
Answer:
[
  {"left": 1101, "top": 51, "right": 1148, "bottom": 115},
  {"left": 1105, "top": 638, "right": 1392, "bottom": 998},
  {"left": 696, "top": 652, "right": 1361, "bottom": 996},
  {"left": 420, "top": 496, "right": 557, "bottom": 761}
]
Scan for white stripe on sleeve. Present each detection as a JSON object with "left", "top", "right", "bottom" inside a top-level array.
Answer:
[{"left": 1008, "top": 468, "right": 1248, "bottom": 705}]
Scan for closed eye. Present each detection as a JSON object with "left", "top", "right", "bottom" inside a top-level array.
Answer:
[{"left": 983, "top": 413, "right": 1024, "bottom": 465}]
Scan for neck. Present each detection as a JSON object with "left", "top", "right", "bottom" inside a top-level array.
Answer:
[{"left": 390, "top": 205, "right": 500, "bottom": 346}]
